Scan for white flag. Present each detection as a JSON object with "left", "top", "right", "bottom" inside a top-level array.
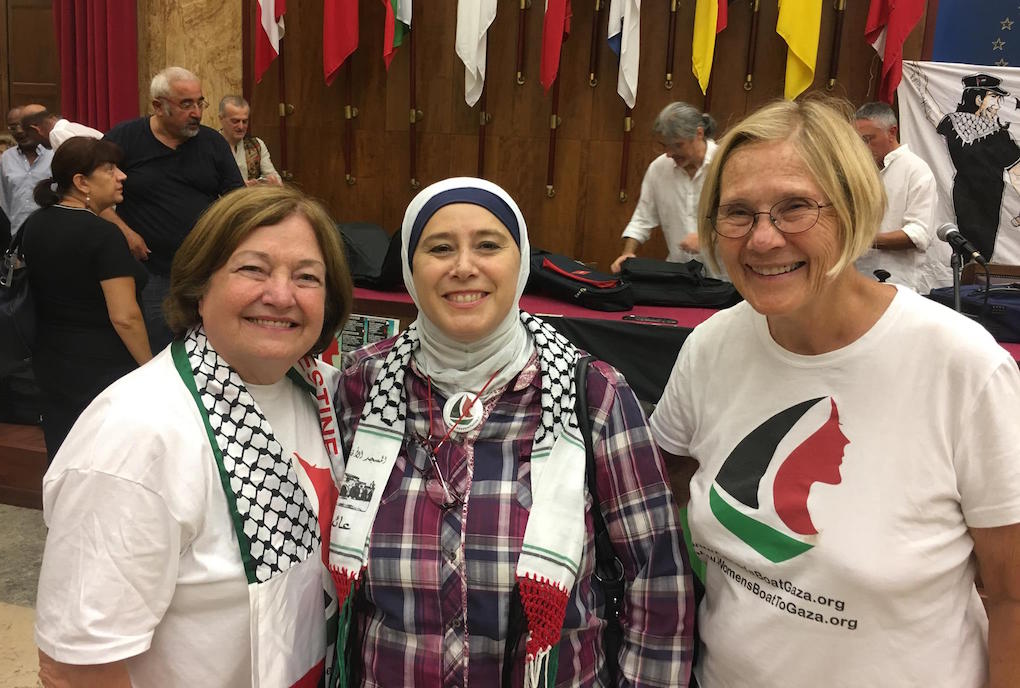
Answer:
[
  {"left": 608, "top": 0, "right": 640, "bottom": 108},
  {"left": 397, "top": 0, "right": 412, "bottom": 27},
  {"left": 456, "top": 0, "right": 498, "bottom": 107},
  {"left": 899, "top": 60, "right": 1020, "bottom": 265}
]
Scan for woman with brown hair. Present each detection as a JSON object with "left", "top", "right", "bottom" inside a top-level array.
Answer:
[
  {"left": 21, "top": 135, "right": 150, "bottom": 460},
  {"left": 35, "top": 185, "right": 353, "bottom": 687}
]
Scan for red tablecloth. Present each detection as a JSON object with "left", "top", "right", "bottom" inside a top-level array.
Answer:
[{"left": 352, "top": 287, "right": 1020, "bottom": 361}]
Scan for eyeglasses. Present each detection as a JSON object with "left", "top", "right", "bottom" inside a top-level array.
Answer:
[
  {"left": 409, "top": 434, "right": 464, "bottom": 511},
  {"left": 710, "top": 197, "right": 833, "bottom": 238},
  {"left": 6, "top": 124, "right": 22, "bottom": 132},
  {"left": 160, "top": 97, "right": 209, "bottom": 112}
]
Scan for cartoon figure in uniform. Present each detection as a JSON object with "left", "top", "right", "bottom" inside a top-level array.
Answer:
[{"left": 937, "top": 73, "right": 1020, "bottom": 261}]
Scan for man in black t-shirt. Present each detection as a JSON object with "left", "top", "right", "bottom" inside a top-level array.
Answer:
[{"left": 102, "top": 66, "right": 243, "bottom": 351}]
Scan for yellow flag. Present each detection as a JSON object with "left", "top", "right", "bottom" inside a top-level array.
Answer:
[
  {"left": 692, "top": 0, "right": 719, "bottom": 95},
  {"left": 776, "top": 0, "right": 823, "bottom": 100}
]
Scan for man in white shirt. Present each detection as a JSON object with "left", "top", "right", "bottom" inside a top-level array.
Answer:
[
  {"left": 21, "top": 107, "right": 103, "bottom": 150},
  {"left": 610, "top": 102, "right": 718, "bottom": 274},
  {"left": 218, "top": 95, "right": 282, "bottom": 186},
  {"left": 854, "top": 102, "right": 947, "bottom": 292}
]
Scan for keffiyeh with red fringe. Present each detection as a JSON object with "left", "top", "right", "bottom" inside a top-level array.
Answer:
[{"left": 328, "top": 311, "right": 586, "bottom": 687}]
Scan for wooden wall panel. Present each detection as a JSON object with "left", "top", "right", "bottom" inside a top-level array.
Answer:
[
  {"left": 239, "top": 0, "right": 934, "bottom": 272},
  {"left": 5, "top": 0, "right": 59, "bottom": 113},
  {"left": 135, "top": 0, "right": 241, "bottom": 126}
]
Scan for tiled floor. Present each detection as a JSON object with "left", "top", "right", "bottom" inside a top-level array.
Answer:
[{"left": 0, "top": 505, "right": 45, "bottom": 688}]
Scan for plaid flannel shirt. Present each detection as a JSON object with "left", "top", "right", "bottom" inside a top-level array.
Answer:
[{"left": 336, "top": 337, "right": 693, "bottom": 687}]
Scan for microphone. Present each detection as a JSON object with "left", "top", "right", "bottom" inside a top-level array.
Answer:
[{"left": 936, "top": 223, "right": 987, "bottom": 266}]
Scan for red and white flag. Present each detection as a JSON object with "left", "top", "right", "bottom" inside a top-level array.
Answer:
[
  {"left": 324, "top": 0, "right": 359, "bottom": 85},
  {"left": 540, "top": 0, "right": 572, "bottom": 92},
  {"left": 255, "top": 0, "right": 286, "bottom": 83},
  {"left": 865, "top": 0, "right": 925, "bottom": 104}
]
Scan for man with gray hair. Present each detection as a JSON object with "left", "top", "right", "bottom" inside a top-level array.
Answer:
[
  {"left": 218, "top": 95, "right": 281, "bottom": 186},
  {"left": 854, "top": 101, "right": 946, "bottom": 292},
  {"left": 102, "top": 66, "right": 243, "bottom": 351},
  {"left": 611, "top": 102, "right": 718, "bottom": 273}
]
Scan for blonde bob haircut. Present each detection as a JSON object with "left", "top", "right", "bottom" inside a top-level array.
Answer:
[
  {"left": 697, "top": 97, "right": 886, "bottom": 277},
  {"left": 166, "top": 185, "right": 353, "bottom": 355}
]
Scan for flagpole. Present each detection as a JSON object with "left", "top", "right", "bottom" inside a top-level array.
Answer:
[
  {"left": 743, "top": 0, "right": 761, "bottom": 91},
  {"left": 588, "top": 0, "right": 603, "bottom": 87},
  {"left": 344, "top": 60, "right": 357, "bottom": 185},
  {"left": 477, "top": 38, "right": 491, "bottom": 177},
  {"left": 516, "top": 0, "right": 530, "bottom": 84},
  {"left": 409, "top": 17, "right": 421, "bottom": 190},
  {"left": 665, "top": 0, "right": 678, "bottom": 89},
  {"left": 618, "top": 107, "right": 633, "bottom": 202},
  {"left": 546, "top": 77, "right": 561, "bottom": 198},
  {"left": 826, "top": 0, "right": 847, "bottom": 90},
  {"left": 277, "top": 41, "right": 290, "bottom": 178}
]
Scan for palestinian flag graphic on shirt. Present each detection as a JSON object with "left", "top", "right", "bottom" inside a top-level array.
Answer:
[{"left": 710, "top": 397, "right": 848, "bottom": 563}]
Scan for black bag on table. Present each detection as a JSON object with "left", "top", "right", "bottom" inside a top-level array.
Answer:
[
  {"left": 620, "top": 257, "right": 742, "bottom": 308},
  {"left": 0, "top": 226, "right": 36, "bottom": 377},
  {"left": 338, "top": 222, "right": 403, "bottom": 290},
  {"left": 526, "top": 249, "right": 634, "bottom": 312},
  {"left": 927, "top": 284, "right": 1020, "bottom": 342}
]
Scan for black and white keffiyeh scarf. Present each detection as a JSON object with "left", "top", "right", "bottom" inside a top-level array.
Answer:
[{"left": 328, "top": 312, "right": 585, "bottom": 687}]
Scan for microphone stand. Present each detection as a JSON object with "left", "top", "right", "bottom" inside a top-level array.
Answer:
[{"left": 951, "top": 251, "right": 963, "bottom": 313}]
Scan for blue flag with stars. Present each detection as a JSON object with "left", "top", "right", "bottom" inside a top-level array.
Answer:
[{"left": 933, "top": 0, "right": 1019, "bottom": 67}]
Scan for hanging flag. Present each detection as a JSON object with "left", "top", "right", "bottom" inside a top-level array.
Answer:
[
  {"left": 382, "top": 0, "right": 412, "bottom": 70},
  {"left": 456, "top": 0, "right": 498, "bottom": 107},
  {"left": 929, "top": 0, "right": 1017, "bottom": 67},
  {"left": 540, "top": 0, "right": 573, "bottom": 92},
  {"left": 607, "top": 0, "right": 640, "bottom": 108},
  {"left": 692, "top": 0, "right": 730, "bottom": 95},
  {"left": 898, "top": 60, "right": 1020, "bottom": 264},
  {"left": 777, "top": 0, "right": 823, "bottom": 100},
  {"left": 255, "top": 0, "right": 286, "bottom": 83},
  {"left": 865, "top": 0, "right": 924, "bottom": 103},
  {"left": 324, "top": 0, "right": 359, "bottom": 85}
]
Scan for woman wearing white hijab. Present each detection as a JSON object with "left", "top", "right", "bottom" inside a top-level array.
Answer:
[{"left": 328, "top": 178, "right": 692, "bottom": 687}]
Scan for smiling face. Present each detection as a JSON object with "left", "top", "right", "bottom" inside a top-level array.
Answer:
[
  {"left": 220, "top": 102, "right": 250, "bottom": 146},
  {"left": 78, "top": 163, "right": 126, "bottom": 213},
  {"left": 198, "top": 214, "right": 326, "bottom": 384},
  {"left": 411, "top": 203, "right": 521, "bottom": 344},
  {"left": 716, "top": 139, "right": 847, "bottom": 327}
]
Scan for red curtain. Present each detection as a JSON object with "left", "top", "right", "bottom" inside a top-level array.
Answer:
[{"left": 53, "top": 0, "right": 140, "bottom": 131}]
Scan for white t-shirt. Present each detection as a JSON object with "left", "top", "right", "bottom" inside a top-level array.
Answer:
[
  {"left": 854, "top": 145, "right": 939, "bottom": 292},
  {"left": 622, "top": 140, "right": 717, "bottom": 264},
  {"left": 35, "top": 349, "right": 332, "bottom": 688},
  {"left": 650, "top": 288, "right": 1020, "bottom": 688}
]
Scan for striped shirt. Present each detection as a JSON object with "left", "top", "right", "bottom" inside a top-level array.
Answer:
[{"left": 336, "top": 337, "right": 693, "bottom": 687}]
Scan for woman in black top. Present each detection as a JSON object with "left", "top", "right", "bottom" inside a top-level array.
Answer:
[{"left": 22, "top": 136, "right": 152, "bottom": 461}]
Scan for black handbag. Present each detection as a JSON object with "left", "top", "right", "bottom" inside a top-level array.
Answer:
[
  {"left": 620, "top": 257, "right": 742, "bottom": 308},
  {"left": 0, "top": 227, "right": 36, "bottom": 376},
  {"left": 526, "top": 249, "right": 634, "bottom": 312}
]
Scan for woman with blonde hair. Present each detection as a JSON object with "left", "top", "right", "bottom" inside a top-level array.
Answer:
[{"left": 651, "top": 98, "right": 1020, "bottom": 687}]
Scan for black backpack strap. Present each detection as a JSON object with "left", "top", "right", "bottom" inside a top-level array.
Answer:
[{"left": 574, "top": 355, "right": 625, "bottom": 685}]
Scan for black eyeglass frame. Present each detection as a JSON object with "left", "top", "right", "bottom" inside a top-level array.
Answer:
[
  {"left": 408, "top": 433, "right": 465, "bottom": 511},
  {"left": 709, "top": 197, "right": 834, "bottom": 239}
]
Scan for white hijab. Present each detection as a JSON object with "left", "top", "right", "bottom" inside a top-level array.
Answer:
[{"left": 400, "top": 177, "right": 534, "bottom": 397}]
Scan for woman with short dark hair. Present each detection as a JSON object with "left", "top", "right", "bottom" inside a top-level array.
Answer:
[{"left": 21, "top": 135, "right": 149, "bottom": 460}]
